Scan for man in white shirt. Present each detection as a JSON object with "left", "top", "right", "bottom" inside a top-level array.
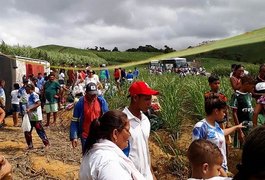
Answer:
[
  {"left": 123, "top": 81, "right": 159, "bottom": 180},
  {"left": 11, "top": 83, "right": 20, "bottom": 126}
]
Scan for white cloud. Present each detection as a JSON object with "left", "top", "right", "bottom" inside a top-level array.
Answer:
[{"left": 0, "top": 0, "right": 265, "bottom": 51}]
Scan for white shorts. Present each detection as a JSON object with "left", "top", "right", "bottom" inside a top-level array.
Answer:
[{"left": 45, "top": 103, "right": 58, "bottom": 113}]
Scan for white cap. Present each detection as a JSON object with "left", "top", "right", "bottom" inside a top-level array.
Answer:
[{"left": 256, "top": 82, "right": 265, "bottom": 91}]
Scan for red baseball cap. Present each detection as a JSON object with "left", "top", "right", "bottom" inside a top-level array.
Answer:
[{"left": 128, "top": 81, "right": 159, "bottom": 96}]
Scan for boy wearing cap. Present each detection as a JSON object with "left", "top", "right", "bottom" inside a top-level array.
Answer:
[
  {"left": 123, "top": 81, "right": 159, "bottom": 180},
  {"left": 70, "top": 82, "right": 108, "bottom": 153}
]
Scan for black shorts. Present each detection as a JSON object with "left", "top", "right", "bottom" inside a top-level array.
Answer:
[
  {"left": 12, "top": 104, "right": 20, "bottom": 113},
  {"left": 58, "top": 79, "right": 65, "bottom": 85}
]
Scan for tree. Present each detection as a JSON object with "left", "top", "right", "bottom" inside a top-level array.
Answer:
[
  {"left": 112, "top": 47, "right": 119, "bottom": 52},
  {"left": 164, "top": 45, "right": 175, "bottom": 53}
]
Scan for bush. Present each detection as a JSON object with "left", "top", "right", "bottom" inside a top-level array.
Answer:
[{"left": 211, "top": 66, "right": 231, "bottom": 76}]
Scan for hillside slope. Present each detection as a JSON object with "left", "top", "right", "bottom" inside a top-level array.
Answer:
[{"left": 37, "top": 45, "right": 162, "bottom": 65}]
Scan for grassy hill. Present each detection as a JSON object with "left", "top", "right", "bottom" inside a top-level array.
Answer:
[
  {"left": 186, "top": 41, "right": 265, "bottom": 64},
  {"left": 2, "top": 26, "right": 265, "bottom": 69},
  {"left": 80, "top": 27, "right": 265, "bottom": 69},
  {"left": 105, "top": 27, "right": 265, "bottom": 68},
  {"left": 37, "top": 45, "right": 162, "bottom": 65},
  {"left": 38, "top": 45, "right": 101, "bottom": 59}
]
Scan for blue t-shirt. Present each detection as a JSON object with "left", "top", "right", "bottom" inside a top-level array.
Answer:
[
  {"left": 18, "top": 87, "right": 28, "bottom": 104},
  {"left": 37, "top": 77, "right": 45, "bottom": 90},
  {"left": 0, "top": 87, "right": 5, "bottom": 106},
  {"left": 133, "top": 69, "right": 139, "bottom": 77},
  {"left": 126, "top": 73, "right": 134, "bottom": 79},
  {"left": 192, "top": 119, "right": 227, "bottom": 171}
]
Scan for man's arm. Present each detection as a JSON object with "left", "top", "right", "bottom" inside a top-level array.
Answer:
[
  {"left": 232, "top": 108, "right": 245, "bottom": 141},
  {"left": 70, "top": 100, "right": 82, "bottom": 148},
  {"left": 223, "top": 123, "right": 244, "bottom": 136},
  {"left": 253, "top": 103, "right": 262, "bottom": 127}
]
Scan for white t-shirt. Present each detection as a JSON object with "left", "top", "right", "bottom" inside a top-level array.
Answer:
[
  {"left": 59, "top": 72, "right": 65, "bottom": 80},
  {"left": 80, "top": 139, "right": 144, "bottom": 180},
  {"left": 11, "top": 89, "right": 20, "bottom": 105},
  {"left": 35, "top": 87, "right": 40, "bottom": 94},
  {"left": 84, "top": 76, "right": 100, "bottom": 86},
  {"left": 27, "top": 92, "right": 42, "bottom": 121},
  {"left": 94, "top": 74, "right": 100, "bottom": 82},
  {"left": 123, "top": 107, "right": 153, "bottom": 180}
]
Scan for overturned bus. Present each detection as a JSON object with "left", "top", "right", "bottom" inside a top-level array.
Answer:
[
  {"left": 0, "top": 53, "right": 50, "bottom": 113},
  {"left": 149, "top": 57, "right": 188, "bottom": 72}
]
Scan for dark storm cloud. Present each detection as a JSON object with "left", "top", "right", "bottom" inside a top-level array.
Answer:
[{"left": 0, "top": 0, "right": 265, "bottom": 50}]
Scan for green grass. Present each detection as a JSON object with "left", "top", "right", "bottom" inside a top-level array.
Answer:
[
  {"left": 37, "top": 45, "right": 102, "bottom": 59},
  {"left": 94, "top": 51, "right": 162, "bottom": 64},
  {"left": 197, "top": 58, "right": 248, "bottom": 72},
  {"left": 187, "top": 41, "right": 265, "bottom": 64}
]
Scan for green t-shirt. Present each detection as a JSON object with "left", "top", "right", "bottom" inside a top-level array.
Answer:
[
  {"left": 99, "top": 69, "right": 107, "bottom": 80},
  {"left": 230, "top": 90, "right": 253, "bottom": 123},
  {"left": 44, "top": 81, "right": 61, "bottom": 103}
]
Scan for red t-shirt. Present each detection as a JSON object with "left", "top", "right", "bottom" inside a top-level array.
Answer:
[{"left": 82, "top": 98, "right": 101, "bottom": 138}]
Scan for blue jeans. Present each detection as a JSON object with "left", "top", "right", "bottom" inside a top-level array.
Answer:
[
  {"left": 20, "top": 103, "right": 27, "bottom": 116},
  {"left": 81, "top": 137, "right": 87, "bottom": 154}
]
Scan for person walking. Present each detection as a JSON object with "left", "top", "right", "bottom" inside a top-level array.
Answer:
[
  {"left": 70, "top": 82, "right": 108, "bottom": 153},
  {"left": 24, "top": 84, "right": 50, "bottom": 149},
  {"left": 11, "top": 83, "right": 20, "bottom": 126}
]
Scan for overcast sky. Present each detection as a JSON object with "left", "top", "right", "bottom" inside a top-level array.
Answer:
[{"left": 0, "top": 0, "right": 265, "bottom": 51}]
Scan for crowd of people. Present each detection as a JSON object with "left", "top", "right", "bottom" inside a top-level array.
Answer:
[
  {"left": 1, "top": 63, "right": 265, "bottom": 179},
  {"left": 189, "top": 63, "right": 265, "bottom": 179},
  {"left": 149, "top": 65, "right": 207, "bottom": 77}
]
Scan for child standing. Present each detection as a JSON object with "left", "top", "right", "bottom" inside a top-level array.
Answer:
[
  {"left": 230, "top": 75, "right": 256, "bottom": 148},
  {"left": 204, "top": 75, "right": 228, "bottom": 129},
  {"left": 187, "top": 139, "right": 232, "bottom": 180},
  {"left": 192, "top": 94, "right": 244, "bottom": 174},
  {"left": 204, "top": 75, "right": 231, "bottom": 148},
  {"left": 11, "top": 83, "right": 20, "bottom": 126},
  {"left": 25, "top": 84, "right": 49, "bottom": 149}
]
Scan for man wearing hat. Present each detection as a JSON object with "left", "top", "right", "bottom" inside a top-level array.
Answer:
[
  {"left": 70, "top": 82, "right": 108, "bottom": 153},
  {"left": 123, "top": 81, "right": 159, "bottom": 180}
]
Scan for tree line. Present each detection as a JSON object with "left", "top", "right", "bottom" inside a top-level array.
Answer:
[{"left": 86, "top": 45, "right": 175, "bottom": 53}]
